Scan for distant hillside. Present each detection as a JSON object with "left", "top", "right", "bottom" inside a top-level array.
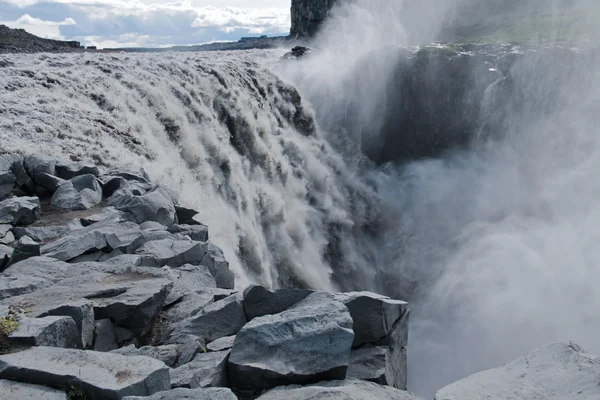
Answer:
[
  {"left": 438, "top": 0, "right": 600, "bottom": 45},
  {"left": 0, "top": 25, "right": 81, "bottom": 54}
]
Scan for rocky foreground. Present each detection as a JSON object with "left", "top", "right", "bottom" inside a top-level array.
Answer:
[
  {"left": 1, "top": 153, "right": 600, "bottom": 399},
  {"left": 0, "top": 153, "right": 413, "bottom": 399}
]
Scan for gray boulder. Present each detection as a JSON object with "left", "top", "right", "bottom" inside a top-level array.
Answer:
[
  {"left": 228, "top": 293, "right": 354, "bottom": 392},
  {"left": 123, "top": 387, "right": 237, "bottom": 400},
  {"left": 7, "top": 156, "right": 34, "bottom": 192},
  {"left": 135, "top": 239, "right": 234, "bottom": 289},
  {"left": 435, "top": 341, "right": 600, "bottom": 400},
  {"left": 135, "top": 238, "right": 204, "bottom": 268},
  {"left": 109, "top": 186, "right": 177, "bottom": 227},
  {"left": 7, "top": 236, "right": 40, "bottom": 267},
  {"left": 168, "top": 224, "right": 208, "bottom": 241},
  {"left": 334, "top": 291, "right": 408, "bottom": 347},
  {"left": 2, "top": 256, "right": 70, "bottom": 283},
  {"left": 256, "top": 379, "right": 422, "bottom": 400},
  {"left": 23, "top": 154, "right": 58, "bottom": 192},
  {"left": 347, "top": 346, "right": 390, "bottom": 385},
  {"left": 0, "top": 244, "right": 11, "bottom": 271},
  {"left": 0, "top": 196, "right": 40, "bottom": 226},
  {"left": 164, "top": 334, "right": 205, "bottom": 367},
  {"left": 51, "top": 174, "right": 103, "bottom": 210},
  {"left": 0, "top": 157, "right": 15, "bottom": 198},
  {"left": 12, "top": 225, "right": 69, "bottom": 242},
  {"left": 0, "top": 379, "right": 67, "bottom": 400},
  {"left": 243, "top": 285, "right": 312, "bottom": 320},
  {"left": 0, "top": 275, "right": 48, "bottom": 300},
  {"left": 93, "top": 318, "right": 118, "bottom": 352},
  {"left": 41, "top": 221, "right": 144, "bottom": 261},
  {"left": 174, "top": 206, "right": 199, "bottom": 225},
  {"left": 198, "top": 243, "right": 234, "bottom": 289},
  {"left": 9, "top": 315, "right": 80, "bottom": 348},
  {"left": 105, "top": 166, "right": 151, "bottom": 184},
  {"left": 162, "top": 291, "right": 214, "bottom": 326},
  {"left": 376, "top": 309, "right": 409, "bottom": 390},
  {"left": 171, "top": 350, "right": 230, "bottom": 389},
  {"left": 55, "top": 160, "right": 99, "bottom": 180},
  {"left": 80, "top": 207, "right": 134, "bottom": 226},
  {"left": 175, "top": 293, "right": 246, "bottom": 342},
  {"left": 207, "top": 335, "right": 236, "bottom": 352},
  {"left": 113, "top": 344, "right": 179, "bottom": 368},
  {"left": 0, "top": 346, "right": 170, "bottom": 399},
  {"left": 0, "top": 224, "right": 13, "bottom": 245},
  {"left": 164, "top": 264, "right": 216, "bottom": 306}
]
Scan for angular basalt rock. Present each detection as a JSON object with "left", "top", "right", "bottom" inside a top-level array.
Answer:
[
  {"left": 175, "top": 294, "right": 246, "bottom": 341},
  {"left": 207, "top": 335, "right": 235, "bottom": 352},
  {"left": 175, "top": 293, "right": 246, "bottom": 342},
  {"left": 55, "top": 160, "right": 99, "bottom": 180},
  {"left": 7, "top": 236, "right": 40, "bottom": 267},
  {"left": 51, "top": 174, "right": 103, "bottom": 210},
  {"left": 12, "top": 225, "right": 70, "bottom": 242},
  {"left": 256, "top": 379, "right": 422, "bottom": 400},
  {"left": 0, "top": 379, "right": 67, "bottom": 400},
  {"left": 123, "top": 387, "right": 237, "bottom": 400},
  {"left": 243, "top": 285, "right": 312, "bottom": 320},
  {"left": 112, "top": 344, "right": 178, "bottom": 368},
  {"left": 108, "top": 186, "right": 177, "bottom": 227},
  {"left": 171, "top": 350, "right": 230, "bottom": 389},
  {"left": 0, "top": 346, "right": 170, "bottom": 399},
  {"left": 228, "top": 293, "right": 354, "bottom": 392},
  {"left": 93, "top": 318, "right": 118, "bottom": 352},
  {"left": 167, "top": 224, "right": 208, "bottom": 242},
  {"left": 334, "top": 291, "right": 408, "bottom": 347},
  {"left": 0, "top": 197, "right": 40, "bottom": 226},
  {"left": 9, "top": 315, "right": 80, "bottom": 348},
  {"left": 41, "top": 221, "right": 144, "bottom": 261}
]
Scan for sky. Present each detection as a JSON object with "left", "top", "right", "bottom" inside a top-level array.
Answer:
[{"left": 0, "top": 0, "right": 291, "bottom": 48}]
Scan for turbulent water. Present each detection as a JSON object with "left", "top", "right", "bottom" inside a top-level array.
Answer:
[
  {"left": 2, "top": 1, "right": 600, "bottom": 398},
  {"left": 0, "top": 50, "right": 382, "bottom": 292}
]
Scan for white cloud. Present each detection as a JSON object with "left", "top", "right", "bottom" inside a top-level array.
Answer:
[
  {"left": 1, "top": 14, "right": 76, "bottom": 40},
  {"left": 0, "top": 0, "right": 291, "bottom": 47}
]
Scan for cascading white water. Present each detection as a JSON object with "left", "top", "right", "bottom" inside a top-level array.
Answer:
[
  {"left": 1, "top": 0, "right": 600, "bottom": 398},
  {"left": 0, "top": 50, "right": 381, "bottom": 293}
]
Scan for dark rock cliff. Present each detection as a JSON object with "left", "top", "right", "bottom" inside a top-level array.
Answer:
[
  {"left": 0, "top": 25, "right": 81, "bottom": 54},
  {"left": 290, "top": 0, "right": 338, "bottom": 37}
]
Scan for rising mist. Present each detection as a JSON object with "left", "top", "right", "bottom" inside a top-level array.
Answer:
[{"left": 279, "top": 0, "right": 600, "bottom": 397}]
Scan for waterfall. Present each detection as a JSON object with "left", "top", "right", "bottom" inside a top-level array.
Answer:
[{"left": 0, "top": 50, "right": 382, "bottom": 292}]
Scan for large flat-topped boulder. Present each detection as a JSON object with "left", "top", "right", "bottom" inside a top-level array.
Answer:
[
  {"left": 0, "top": 379, "right": 67, "bottom": 400},
  {"left": 1, "top": 271, "right": 172, "bottom": 339},
  {"left": 256, "top": 379, "right": 422, "bottom": 400},
  {"left": 0, "top": 347, "right": 170, "bottom": 399},
  {"left": 435, "top": 341, "right": 600, "bottom": 400},
  {"left": 123, "top": 387, "right": 238, "bottom": 400},
  {"left": 0, "top": 197, "right": 40, "bottom": 226},
  {"left": 228, "top": 293, "right": 354, "bottom": 392}
]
